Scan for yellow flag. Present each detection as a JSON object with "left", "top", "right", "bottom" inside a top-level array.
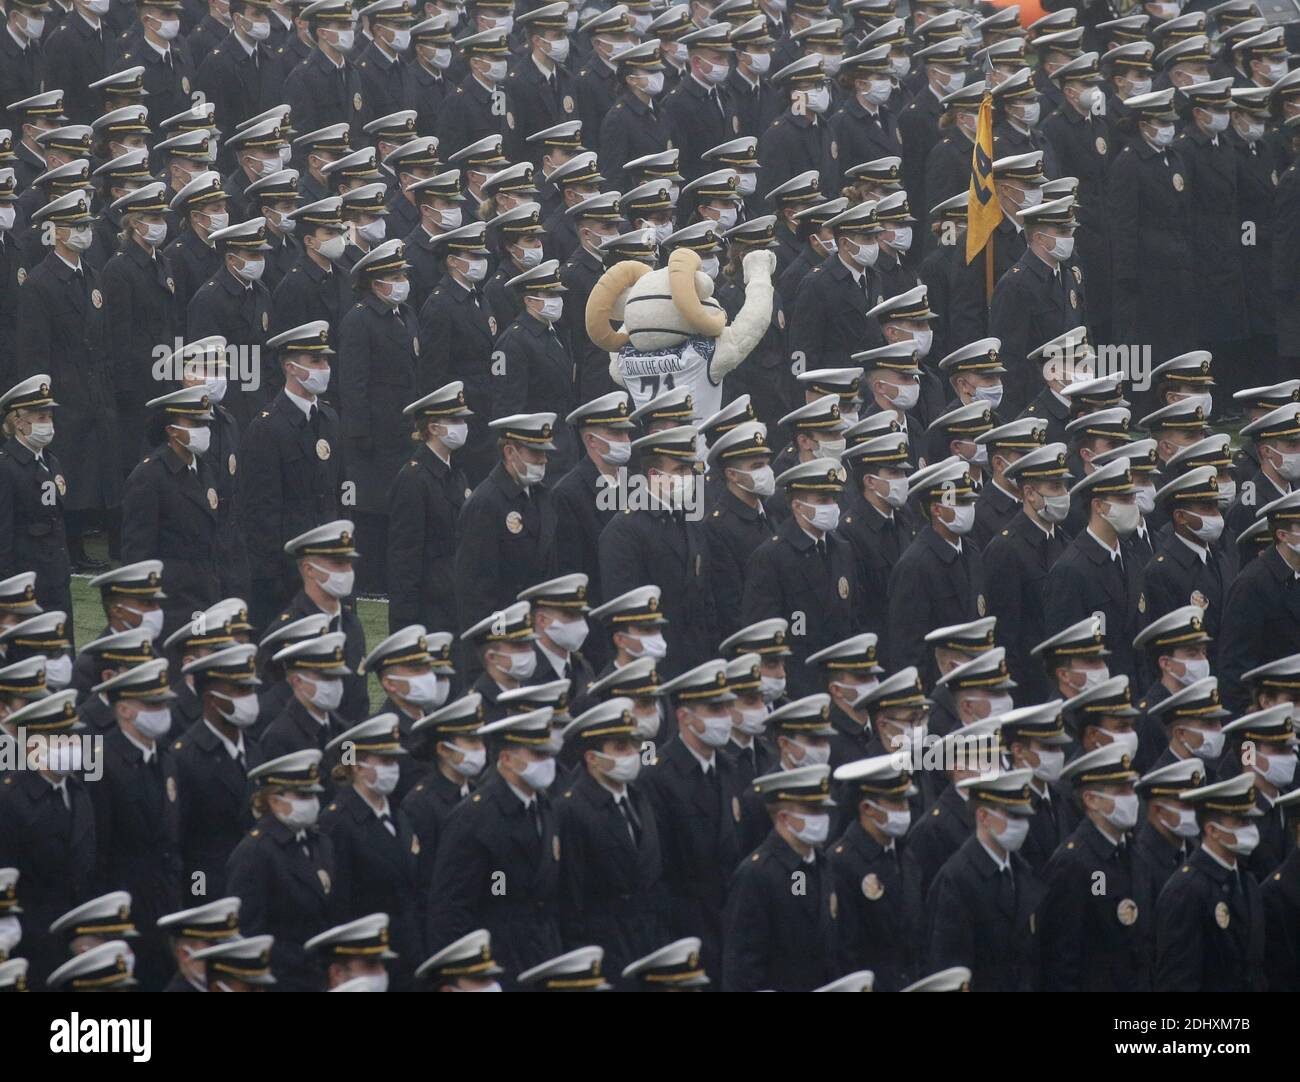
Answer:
[{"left": 965, "top": 92, "right": 998, "bottom": 265}]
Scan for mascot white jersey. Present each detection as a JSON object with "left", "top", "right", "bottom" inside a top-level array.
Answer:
[{"left": 584, "top": 247, "right": 777, "bottom": 419}]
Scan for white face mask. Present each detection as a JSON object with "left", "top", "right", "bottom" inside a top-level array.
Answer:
[
  {"left": 1032, "top": 747, "right": 1065, "bottom": 784},
  {"left": 131, "top": 704, "right": 173, "bottom": 740},
  {"left": 803, "top": 86, "right": 831, "bottom": 114},
  {"left": 367, "top": 760, "right": 401, "bottom": 795},
  {"left": 872, "top": 475, "right": 908, "bottom": 510},
  {"left": 309, "top": 562, "right": 354, "bottom": 599},
  {"left": 1268, "top": 446, "right": 1300, "bottom": 482},
  {"left": 533, "top": 296, "right": 564, "bottom": 323},
  {"left": 515, "top": 244, "right": 543, "bottom": 269},
  {"left": 1071, "top": 666, "right": 1110, "bottom": 694},
  {"left": 698, "top": 255, "right": 720, "bottom": 279},
  {"left": 972, "top": 382, "right": 1004, "bottom": 409},
  {"left": 693, "top": 710, "right": 734, "bottom": 748},
  {"left": 154, "top": 14, "right": 180, "bottom": 38},
  {"left": 1217, "top": 822, "right": 1260, "bottom": 856},
  {"left": 788, "top": 811, "right": 830, "bottom": 845},
  {"left": 790, "top": 739, "right": 830, "bottom": 766},
  {"left": 358, "top": 219, "right": 387, "bottom": 245},
  {"left": 734, "top": 704, "right": 769, "bottom": 736},
  {"left": 1134, "top": 484, "right": 1156, "bottom": 516},
  {"left": 237, "top": 256, "right": 266, "bottom": 282},
  {"left": 178, "top": 425, "right": 211, "bottom": 456},
  {"left": 832, "top": 680, "right": 873, "bottom": 708},
  {"left": 760, "top": 675, "right": 786, "bottom": 702},
  {"left": 1184, "top": 725, "right": 1224, "bottom": 761},
  {"left": 734, "top": 465, "right": 775, "bottom": 498},
  {"left": 65, "top": 227, "right": 94, "bottom": 252},
  {"left": 1158, "top": 801, "right": 1199, "bottom": 839},
  {"left": 867, "top": 801, "right": 911, "bottom": 837},
  {"left": 445, "top": 742, "right": 486, "bottom": 778},
  {"left": 304, "top": 676, "right": 344, "bottom": 712},
  {"left": 933, "top": 68, "right": 965, "bottom": 94},
  {"left": 217, "top": 691, "right": 261, "bottom": 729},
  {"left": 992, "top": 813, "right": 1029, "bottom": 852},
  {"left": 428, "top": 206, "right": 462, "bottom": 231},
  {"left": 1014, "top": 100, "right": 1042, "bottom": 127},
  {"left": 735, "top": 171, "right": 758, "bottom": 197},
  {"left": 885, "top": 379, "right": 919, "bottom": 411},
  {"left": 428, "top": 45, "right": 452, "bottom": 69},
  {"left": 595, "top": 435, "right": 631, "bottom": 466},
  {"left": 1038, "top": 492, "right": 1072, "bottom": 524},
  {"left": 517, "top": 755, "right": 556, "bottom": 791},
  {"left": 291, "top": 362, "right": 331, "bottom": 396},
  {"left": 798, "top": 499, "right": 841, "bottom": 533},
  {"left": 702, "top": 58, "right": 730, "bottom": 85},
  {"left": 746, "top": 50, "right": 771, "bottom": 75},
  {"left": 628, "top": 632, "right": 667, "bottom": 660},
  {"left": 124, "top": 606, "right": 165, "bottom": 639},
  {"left": 514, "top": 457, "right": 547, "bottom": 487},
  {"left": 816, "top": 436, "right": 846, "bottom": 460},
  {"left": 1101, "top": 500, "right": 1140, "bottom": 536},
  {"left": 1200, "top": 110, "right": 1229, "bottom": 134},
  {"left": 541, "top": 37, "right": 569, "bottom": 66},
  {"left": 327, "top": 25, "right": 355, "bottom": 49},
  {"left": 886, "top": 225, "right": 912, "bottom": 254},
  {"left": 483, "top": 59, "right": 508, "bottom": 83},
  {"left": 495, "top": 648, "right": 537, "bottom": 680},
  {"left": 204, "top": 211, "right": 230, "bottom": 233},
  {"left": 22, "top": 420, "right": 54, "bottom": 448},
  {"left": 1258, "top": 750, "right": 1298, "bottom": 787},
  {"left": 317, "top": 233, "right": 348, "bottom": 261},
  {"left": 601, "top": 752, "right": 641, "bottom": 784},
  {"left": 1100, "top": 791, "right": 1139, "bottom": 831},
  {"left": 944, "top": 503, "right": 976, "bottom": 536},
  {"left": 845, "top": 237, "right": 879, "bottom": 268},
  {"left": 139, "top": 221, "right": 168, "bottom": 247},
  {"left": 45, "top": 654, "right": 74, "bottom": 689},
  {"left": 435, "top": 421, "right": 468, "bottom": 450},
  {"left": 1044, "top": 235, "right": 1075, "bottom": 262},
  {"left": 275, "top": 793, "right": 320, "bottom": 829},
  {"left": 381, "top": 279, "right": 410, "bottom": 307},
  {"left": 639, "top": 71, "right": 666, "bottom": 97},
  {"left": 546, "top": 616, "right": 589, "bottom": 653},
  {"left": 860, "top": 79, "right": 893, "bottom": 107},
  {"left": 400, "top": 672, "right": 444, "bottom": 707},
  {"left": 1147, "top": 122, "right": 1176, "bottom": 148},
  {"left": 0, "top": 206, "right": 14, "bottom": 232},
  {"left": 457, "top": 255, "right": 487, "bottom": 284},
  {"left": 1126, "top": 77, "right": 1153, "bottom": 96},
  {"left": 633, "top": 708, "right": 660, "bottom": 740},
  {"left": 387, "top": 27, "right": 411, "bottom": 51},
  {"left": 1215, "top": 479, "right": 1234, "bottom": 509},
  {"left": 1186, "top": 512, "right": 1223, "bottom": 545},
  {"left": 204, "top": 375, "right": 228, "bottom": 404}
]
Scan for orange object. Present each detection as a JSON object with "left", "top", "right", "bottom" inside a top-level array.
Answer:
[{"left": 986, "top": 0, "right": 1048, "bottom": 27}]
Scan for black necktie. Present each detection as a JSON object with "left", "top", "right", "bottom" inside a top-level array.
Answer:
[
  {"left": 379, "top": 812, "right": 397, "bottom": 837},
  {"left": 710, "top": 88, "right": 724, "bottom": 118},
  {"left": 55, "top": 783, "right": 70, "bottom": 812},
  {"left": 527, "top": 800, "right": 542, "bottom": 839},
  {"left": 616, "top": 796, "right": 641, "bottom": 845},
  {"left": 816, "top": 538, "right": 828, "bottom": 560},
  {"left": 309, "top": 403, "right": 321, "bottom": 436}
]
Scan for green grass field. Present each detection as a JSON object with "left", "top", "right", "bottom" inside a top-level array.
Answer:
[{"left": 71, "top": 534, "right": 393, "bottom": 711}]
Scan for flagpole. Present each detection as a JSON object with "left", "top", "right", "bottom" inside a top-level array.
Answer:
[{"left": 985, "top": 235, "right": 994, "bottom": 307}]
